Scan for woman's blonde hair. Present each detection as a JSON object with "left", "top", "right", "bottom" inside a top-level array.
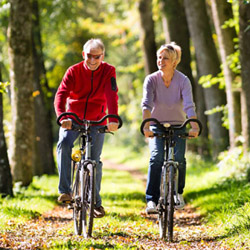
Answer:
[{"left": 157, "top": 42, "right": 181, "bottom": 67}]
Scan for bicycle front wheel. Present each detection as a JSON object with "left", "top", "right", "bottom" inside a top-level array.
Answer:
[
  {"left": 72, "top": 162, "right": 83, "bottom": 235},
  {"left": 82, "top": 163, "right": 96, "bottom": 238},
  {"left": 159, "top": 165, "right": 168, "bottom": 239},
  {"left": 167, "top": 164, "right": 175, "bottom": 242}
]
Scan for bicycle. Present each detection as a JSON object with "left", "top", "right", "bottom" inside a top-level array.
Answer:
[
  {"left": 140, "top": 118, "right": 202, "bottom": 241},
  {"left": 57, "top": 112, "right": 123, "bottom": 238}
]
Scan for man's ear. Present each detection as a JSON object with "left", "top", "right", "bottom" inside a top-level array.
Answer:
[{"left": 82, "top": 51, "right": 85, "bottom": 59}]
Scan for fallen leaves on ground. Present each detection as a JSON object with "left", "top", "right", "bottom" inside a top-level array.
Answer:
[{"left": 0, "top": 204, "right": 231, "bottom": 250}]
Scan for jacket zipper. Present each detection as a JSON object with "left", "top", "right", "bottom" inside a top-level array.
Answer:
[{"left": 83, "top": 71, "right": 94, "bottom": 119}]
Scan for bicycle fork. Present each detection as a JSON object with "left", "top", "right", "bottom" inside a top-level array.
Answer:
[{"left": 166, "top": 145, "right": 179, "bottom": 206}]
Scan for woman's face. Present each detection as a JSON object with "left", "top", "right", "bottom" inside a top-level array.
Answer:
[
  {"left": 82, "top": 47, "right": 104, "bottom": 71},
  {"left": 157, "top": 50, "right": 175, "bottom": 72}
]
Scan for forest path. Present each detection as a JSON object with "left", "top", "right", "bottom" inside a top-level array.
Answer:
[{"left": 0, "top": 159, "right": 229, "bottom": 250}]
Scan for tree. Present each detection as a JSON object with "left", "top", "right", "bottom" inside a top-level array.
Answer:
[
  {"left": 8, "top": 0, "right": 34, "bottom": 186},
  {"left": 239, "top": 0, "right": 250, "bottom": 153},
  {"left": 210, "top": 0, "right": 241, "bottom": 149},
  {"left": 138, "top": 0, "right": 158, "bottom": 74},
  {"left": 32, "top": 0, "right": 55, "bottom": 175},
  {"left": 0, "top": 66, "right": 13, "bottom": 197},
  {"left": 184, "top": 0, "right": 229, "bottom": 158}
]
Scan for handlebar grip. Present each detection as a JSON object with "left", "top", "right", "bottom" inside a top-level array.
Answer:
[
  {"left": 140, "top": 118, "right": 165, "bottom": 135},
  {"left": 182, "top": 118, "right": 203, "bottom": 136},
  {"left": 56, "top": 112, "right": 82, "bottom": 126}
]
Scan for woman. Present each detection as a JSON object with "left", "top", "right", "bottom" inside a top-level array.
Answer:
[{"left": 141, "top": 42, "right": 199, "bottom": 213}]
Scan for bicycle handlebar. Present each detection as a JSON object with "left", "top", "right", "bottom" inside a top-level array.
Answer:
[
  {"left": 57, "top": 112, "right": 123, "bottom": 129},
  {"left": 140, "top": 118, "right": 202, "bottom": 136}
]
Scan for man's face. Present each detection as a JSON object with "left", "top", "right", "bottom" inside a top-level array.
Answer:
[{"left": 82, "top": 47, "right": 104, "bottom": 71}]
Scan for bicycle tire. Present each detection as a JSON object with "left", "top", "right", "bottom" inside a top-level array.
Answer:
[
  {"left": 159, "top": 165, "right": 168, "bottom": 239},
  {"left": 82, "top": 163, "right": 95, "bottom": 238},
  {"left": 73, "top": 162, "right": 83, "bottom": 235},
  {"left": 167, "top": 164, "right": 175, "bottom": 241}
]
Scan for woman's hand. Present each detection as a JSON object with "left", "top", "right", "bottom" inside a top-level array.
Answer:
[
  {"left": 188, "top": 128, "right": 199, "bottom": 138},
  {"left": 144, "top": 128, "right": 154, "bottom": 138}
]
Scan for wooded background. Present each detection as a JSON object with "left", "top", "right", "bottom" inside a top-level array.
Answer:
[{"left": 0, "top": 0, "right": 250, "bottom": 196}]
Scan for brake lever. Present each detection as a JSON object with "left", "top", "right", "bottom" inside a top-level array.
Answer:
[{"left": 98, "top": 127, "right": 114, "bottom": 135}]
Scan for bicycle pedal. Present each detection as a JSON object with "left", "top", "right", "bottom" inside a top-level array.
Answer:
[
  {"left": 147, "top": 211, "right": 158, "bottom": 215},
  {"left": 63, "top": 200, "right": 72, "bottom": 204}
]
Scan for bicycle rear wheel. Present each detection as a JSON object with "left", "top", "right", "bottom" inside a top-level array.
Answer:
[
  {"left": 167, "top": 164, "right": 175, "bottom": 241},
  {"left": 159, "top": 165, "right": 168, "bottom": 239},
  {"left": 72, "top": 162, "right": 83, "bottom": 235},
  {"left": 82, "top": 162, "right": 95, "bottom": 238}
]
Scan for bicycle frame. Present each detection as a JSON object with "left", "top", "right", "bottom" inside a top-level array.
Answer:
[{"left": 164, "top": 131, "right": 179, "bottom": 205}]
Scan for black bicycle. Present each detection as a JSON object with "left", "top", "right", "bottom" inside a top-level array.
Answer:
[
  {"left": 57, "top": 112, "right": 123, "bottom": 238},
  {"left": 140, "top": 118, "right": 202, "bottom": 241}
]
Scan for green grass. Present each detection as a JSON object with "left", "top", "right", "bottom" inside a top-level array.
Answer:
[
  {"left": 184, "top": 152, "right": 250, "bottom": 248},
  {"left": 0, "top": 175, "right": 58, "bottom": 230}
]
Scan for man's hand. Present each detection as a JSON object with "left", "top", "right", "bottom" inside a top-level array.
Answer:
[
  {"left": 143, "top": 128, "right": 154, "bottom": 138},
  {"left": 61, "top": 119, "right": 72, "bottom": 129},
  {"left": 107, "top": 122, "right": 119, "bottom": 132}
]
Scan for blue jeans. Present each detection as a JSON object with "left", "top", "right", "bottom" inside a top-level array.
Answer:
[
  {"left": 146, "top": 125, "right": 186, "bottom": 204},
  {"left": 57, "top": 125, "right": 105, "bottom": 207}
]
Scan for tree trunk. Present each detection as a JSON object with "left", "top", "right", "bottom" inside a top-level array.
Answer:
[
  {"left": 138, "top": 0, "right": 158, "bottom": 74},
  {"left": 239, "top": 1, "right": 250, "bottom": 153},
  {"left": 32, "top": 0, "right": 55, "bottom": 175},
  {"left": 8, "top": 0, "right": 34, "bottom": 186},
  {"left": 211, "top": 0, "right": 241, "bottom": 149},
  {"left": 184, "top": 0, "right": 229, "bottom": 158},
  {"left": 160, "top": 0, "right": 209, "bottom": 156},
  {"left": 0, "top": 66, "right": 13, "bottom": 197}
]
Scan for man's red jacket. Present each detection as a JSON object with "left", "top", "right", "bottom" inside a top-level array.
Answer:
[{"left": 54, "top": 61, "right": 118, "bottom": 124}]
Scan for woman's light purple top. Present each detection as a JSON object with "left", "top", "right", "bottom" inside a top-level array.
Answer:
[{"left": 141, "top": 70, "right": 196, "bottom": 125}]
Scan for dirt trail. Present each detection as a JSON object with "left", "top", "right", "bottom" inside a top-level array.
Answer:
[{"left": 0, "top": 160, "right": 230, "bottom": 250}]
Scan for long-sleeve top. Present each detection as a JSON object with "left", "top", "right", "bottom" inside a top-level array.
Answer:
[
  {"left": 54, "top": 61, "right": 118, "bottom": 124},
  {"left": 141, "top": 70, "right": 196, "bottom": 125}
]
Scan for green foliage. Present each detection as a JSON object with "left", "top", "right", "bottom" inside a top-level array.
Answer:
[
  {"left": 0, "top": 81, "right": 9, "bottom": 93},
  {"left": 227, "top": 45, "right": 241, "bottom": 75},
  {"left": 198, "top": 72, "right": 225, "bottom": 89},
  {"left": 217, "top": 147, "right": 250, "bottom": 180}
]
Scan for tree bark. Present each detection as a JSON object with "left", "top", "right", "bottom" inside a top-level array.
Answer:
[
  {"left": 8, "top": 0, "right": 34, "bottom": 186},
  {"left": 32, "top": 0, "right": 55, "bottom": 175},
  {"left": 239, "top": 1, "right": 250, "bottom": 153},
  {"left": 0, "top": 66, "right": 13, "bottom": 197},
  {"left": 210, "top": 0, "right": 241, "bottom": 149},
  {"left": 160, "top": 0, "right": 209, "bottom": 156},
  {"left": 184, "top": 0, "right": 229, "bottom": 158},
  {"left": 138, "top": 0, "right": 158, "bottom": 74}
]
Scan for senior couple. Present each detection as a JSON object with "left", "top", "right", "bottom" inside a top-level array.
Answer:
[{"left": 54, "top": 38, "right": 199, "bottom": 218}]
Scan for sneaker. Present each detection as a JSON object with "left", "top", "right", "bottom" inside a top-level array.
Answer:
[
  {"left": 94, "top": 206, "right": 105, "bottom": 218},
  {"left": 58, "top": 193, "right": 72, "bottom": 203},
  {"left": 146, "top": 201, "right": 157, "bottom": 214},
  {"left": 175, "top": 193, "right": 185, "bottom": 209}
]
